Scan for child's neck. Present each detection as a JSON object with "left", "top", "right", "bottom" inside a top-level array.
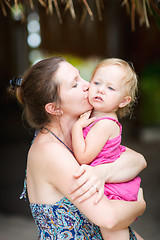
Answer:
[{"left": 91, "top": 110, "right": 118, "bottom": 120}]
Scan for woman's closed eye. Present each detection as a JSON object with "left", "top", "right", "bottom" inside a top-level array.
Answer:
[{"left": 73, "top": 81, "right": 78, "bottom": 88}]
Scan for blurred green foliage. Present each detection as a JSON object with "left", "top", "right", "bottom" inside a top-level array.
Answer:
[
  {"left": 140, "top": 60, "right": 160, "bottom": 126},
  {"left": 62, "top": 54, "right": 100, "bottom": 82}
]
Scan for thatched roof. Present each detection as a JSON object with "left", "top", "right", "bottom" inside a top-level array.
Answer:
[{"left": 1, "top": 0, "right": 160, "bottom": 31}]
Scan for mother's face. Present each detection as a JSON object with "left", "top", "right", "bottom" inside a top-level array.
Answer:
[{"left": 56, "top": 61, "right": 92, "bottom": 117}]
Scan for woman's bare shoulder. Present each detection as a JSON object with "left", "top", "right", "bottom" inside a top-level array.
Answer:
[{"left": 29, "top": 137, "right": 77, "bottom": 174}]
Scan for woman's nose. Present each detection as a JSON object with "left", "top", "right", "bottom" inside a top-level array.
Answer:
[{"left": 82, "top": 79, "right": 90, "bottom": 92}]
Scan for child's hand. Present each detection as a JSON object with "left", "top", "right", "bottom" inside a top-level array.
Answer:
[{"left": 75, "top": 110, "right": 96, "bottom": 129}]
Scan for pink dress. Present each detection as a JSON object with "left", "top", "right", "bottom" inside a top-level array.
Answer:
[{"left": 83, "top": 117, "right": 141, "bottom": 201}]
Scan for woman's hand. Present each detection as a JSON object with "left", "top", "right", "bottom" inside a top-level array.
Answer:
[
  {"left": 137, "top": 188, "right": 146, "bottom": 215},
  {"left": 69, "top": 164, "right": 106, "bottom": 204}
]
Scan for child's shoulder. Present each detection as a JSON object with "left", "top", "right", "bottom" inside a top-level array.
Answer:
[
  {"left": 92, "top": 117, "right": 118, "bottom": 130},
  {"left": 93, "top": 117, "right": 121, "bottom": 138}
]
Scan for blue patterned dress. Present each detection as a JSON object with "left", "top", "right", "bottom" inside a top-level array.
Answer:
[
  {"left": 20, "top": 179, "right": 137, "bottom": 240},
  {"left": 20, "top": 129, "right": 137, "bottom": 239},
  {"left": 30, "top": 197, "right": 103, "bottom": 239}
]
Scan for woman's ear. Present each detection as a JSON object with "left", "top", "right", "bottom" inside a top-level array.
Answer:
[
  {"left": 119, "top": 96, "right": 131, "bottom": 108},
  {"left": 45, "top": 103, "right": 63, "bottom": 116}
]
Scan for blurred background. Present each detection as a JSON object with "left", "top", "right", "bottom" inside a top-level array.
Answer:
[{"left": 0, "top": 0, "right": 160, "bottom": 239}]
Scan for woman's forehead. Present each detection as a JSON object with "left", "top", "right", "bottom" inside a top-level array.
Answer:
[{"left": 56, "top": 61, "right": 78, "bottom": 84}]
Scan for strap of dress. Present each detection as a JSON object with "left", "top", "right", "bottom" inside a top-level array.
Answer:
[
  {"left": 20, "top": 131, "right": 39, "bottom": 201},
  {"left": 19, "top": 169, "right": 27, "bottom": 200},
  {"left": 44, "top": 127, "right": 74, "bottom": 155}
]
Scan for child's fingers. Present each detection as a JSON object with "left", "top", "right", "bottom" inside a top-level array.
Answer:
[
  {"left": 78, "top": 113, "right": 96, "bottom": 128},
  {"left": 94, "top": 188, "right": 104, "bottom": 204},
  {"left": 88, "top": 117, "right": 96, "bottom": 125},
  {"left": 80, "top": 110, "right": 92, "bottom": 119}
]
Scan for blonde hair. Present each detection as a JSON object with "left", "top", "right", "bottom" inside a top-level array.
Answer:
[{"left": 91, "top": 58, "right": 138, "bottom": 118}]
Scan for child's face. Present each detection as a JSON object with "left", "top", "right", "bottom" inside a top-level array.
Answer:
[{"left": 89, "top": 65, "right": 128, "bottom": 113}]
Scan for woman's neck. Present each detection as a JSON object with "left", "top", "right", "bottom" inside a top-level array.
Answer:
[{"left": 45, "top": 115, "right": 77, "bottom": 151}]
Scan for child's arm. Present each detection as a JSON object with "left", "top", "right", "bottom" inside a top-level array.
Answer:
[
  {"left": 72, "top": 111, "right": 117, "bottom": 164},
  {"left": 70, "top": 148, "right": 146, "bottom": 203}
]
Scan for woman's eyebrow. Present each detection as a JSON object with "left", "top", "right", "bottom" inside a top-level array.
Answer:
[
  {"left": 74, "top": 71, "right": 80, "bottom": 80},
  {"left": 74, "top": 76, "right": 78, "bottom": 81},
  {"left": 71, "top": 75, "right": 78, "bottom": 85}
]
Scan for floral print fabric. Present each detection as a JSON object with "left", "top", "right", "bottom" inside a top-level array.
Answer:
[
  {"left": 30, "top": 197, "right": 137, "bottom": 240},
  {"left": 30, "top": 197, "right": 103, "bottom": 239}
]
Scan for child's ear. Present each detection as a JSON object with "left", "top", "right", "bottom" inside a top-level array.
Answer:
[
  {"left": 119, "top": 96, "right": 131, "bottom": 108},
  {"left": 45, "top": 103, "right": 63, "bottom": 116}
]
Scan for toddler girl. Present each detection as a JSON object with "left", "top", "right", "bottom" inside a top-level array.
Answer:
[{"left": 72, "top": 58, "right": 143, "bottom": 240}]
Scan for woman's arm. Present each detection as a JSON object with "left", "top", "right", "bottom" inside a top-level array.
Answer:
[
  {"left": 70, "top": 147, "right": 147, "bottom": 202},
  {"left": 45, "top": 143, "right": 146, "bottom": 230}
]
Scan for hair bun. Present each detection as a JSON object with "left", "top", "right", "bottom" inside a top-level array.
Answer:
[{"left": 10, "top": 77, "right": 22, "bottom": 89}]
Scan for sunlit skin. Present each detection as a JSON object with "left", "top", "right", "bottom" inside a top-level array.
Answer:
[{"left": 27, "top": 61, "right": 146, "bottom": 239}]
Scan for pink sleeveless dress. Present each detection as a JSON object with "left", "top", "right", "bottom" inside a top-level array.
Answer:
[{"left": 83, "top": 117, "right": 141, "bottom": 201}]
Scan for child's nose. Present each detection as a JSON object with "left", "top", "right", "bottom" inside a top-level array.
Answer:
[{"left": 98, "top": 87, "right": 105, "bottom": 95}]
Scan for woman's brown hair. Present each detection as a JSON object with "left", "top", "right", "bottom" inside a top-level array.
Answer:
[{"left": 9, "top": 56, "right": 66, "bottom": 129}]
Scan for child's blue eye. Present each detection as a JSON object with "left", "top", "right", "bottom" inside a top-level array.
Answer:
[
  {"left": 94, "top": 81, "right": 100, "bottom": 85},
  {"left": 108, "top": 86, "right": 115, "bottom": 91}
]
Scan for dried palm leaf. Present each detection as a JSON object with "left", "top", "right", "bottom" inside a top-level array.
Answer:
[
  {"left": 14, "top": 0, "right": 18, "bottom": 9},
  {"left": 38, "top": 0, "right": 48, "bottom": 8},
  {"left": 48, "top": 0, "right": 53, "bottom": 14},
  {"left": 122, "top": 0, "right": 130, "bottom": 17},
  {"left": 136, "top": 0, "right": 145, "bottom": 26},
  {"left": 149, "top": 0, "right": 160, "bottom": 16},
  {"left": 82, "top": 0, "right": 94, "bottom": 21},
  {"left": 122, "top": 0, "right": 159, "bottom": 30},
  {"left": 79, "top": 7, "right": 87, "bottom": 26},
  {"left": 143, "top": 0, "right": 150, "bottom": 27},
  {"left": 0, "top": 0, "right": 7, "bottom": 16},
  {"left": 64, "top": 0, "right": 76, "bottom": 20},
  {"left": 29, "top": 0, "right": 34, "bottom": 9},
  {"left": 131, "top": 0, "right": 136, "bottom": 31},
  {"left": 100, "top": 0, "right": 104, "bottom": 9},
  {"left": 4, "top": 0, "right": 12, "bottom": 10},
  {"left": 0, "top": 0, "right": 159, "bottom": 30},
  {"left": 53, "top": 0, "right": 62, "bottom": 23},
  {"left": 95, "top": 0, "right": 102, "bottom": 21}
]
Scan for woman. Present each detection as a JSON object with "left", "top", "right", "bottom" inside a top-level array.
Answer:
[{"left": 10, "top": 57, "right": 146, "bottom": 239}]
